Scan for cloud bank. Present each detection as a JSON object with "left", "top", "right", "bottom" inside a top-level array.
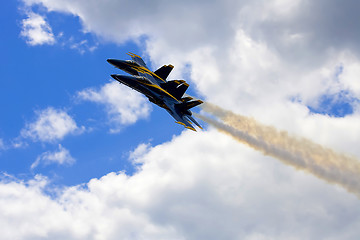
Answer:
[{"left": 2, "top": 130, "right": 360, "bottom": 240}]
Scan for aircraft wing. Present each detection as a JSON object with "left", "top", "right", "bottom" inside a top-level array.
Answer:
[
  {"left": 126, "top": 52, "right": 167, "bottom": 85},
  {"left": 165, "top": 103, "right": 203, "bottom": 131},
  {"left": 170, "top": 111, "right": 197, "bottom": 131},
  {"left": 127, "top": 52, "right": 147, "bottom": 67}
]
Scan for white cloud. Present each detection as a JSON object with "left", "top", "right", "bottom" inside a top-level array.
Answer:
[
  {"left": 11, "top": 140, "right": 28, "bottom": 149},
  {"left": 69, "top": 38, "right": 98, "bottom": 54},
  {"left": 339, "top": 55, "right": 360, "bottom": 97},
  {"left": 1, "top": 131, "right": 360, "bottom": 239},
  {"left": 21, "top": 107, "right": 84, "bottom": 142},
  {"left": 77, "top": 81, "right": 151, "bottom": 133},
  {"left": 31, "top": 144, "right": 75, "bottom": 169},
  {"left": 20, "top": 11, "right": 55, "bottom": 46},
  {"left": 128, "top": 142, "right": 152, "bottom": 166}
]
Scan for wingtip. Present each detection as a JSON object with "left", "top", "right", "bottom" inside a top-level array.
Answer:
[
  {"left": 176, "top": 121, "right": 197, "bottom": 132},
  {"left": 175, "top": 121, "right": 186, "bottom": 126},
  {"left": 185, "top": 126, "right": 197, "bottom": 131}
]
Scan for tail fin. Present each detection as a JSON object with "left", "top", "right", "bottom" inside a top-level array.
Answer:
[
  {"left": 160, "top": 80, "right": 189, "bottom": 100},
  {"left": 154, "top": 64, "right": 174, "bottom": 80}
]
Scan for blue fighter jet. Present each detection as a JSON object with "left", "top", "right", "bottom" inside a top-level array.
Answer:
[{"left": 107, "top": 53, "right": 203, "bottom": 131}]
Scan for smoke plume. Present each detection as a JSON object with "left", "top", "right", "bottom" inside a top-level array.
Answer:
[{"left": 195, "top": 102, "right": 360, "bottom": 198}]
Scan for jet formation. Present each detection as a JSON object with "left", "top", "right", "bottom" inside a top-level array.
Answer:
[{"left": 107, "top": 53, "right": 203, "bottom": 131}]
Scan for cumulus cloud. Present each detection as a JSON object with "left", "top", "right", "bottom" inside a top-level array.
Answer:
[
  {"left": 77, "top": 81, "right": 151, "bottom": 133},
  {"left": 1, "top": 131, "right": 360, "bottom": 239},
  {"left": 21, "top": 107, "right": 84, "bottom": 142},
  {"left": 31, "top": 144, "right": 75, "bottom": 169},
  {"left": 20, "top": 11, "right": 55, "bottom": 46},
  {"left": 241, "top": 0, "right": 360, "bottom": 65}
]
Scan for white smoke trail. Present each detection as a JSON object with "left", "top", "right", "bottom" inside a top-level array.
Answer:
[{"left": 195, "top": 102, "right": 360, "bottom": 198}]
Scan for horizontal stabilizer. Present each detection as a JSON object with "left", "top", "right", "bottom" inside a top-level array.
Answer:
[
  {"left": 181, "top": 100, "right": 203, "bottom": 110},
  {"left": 181, "top": 96, "right": 193, "bottom": 102},
  {"left": 154, "top": 64, "right": 174, "bottom": 80},
  {"left": 160, "top": 80, "right": 189, "bottom": 100}
]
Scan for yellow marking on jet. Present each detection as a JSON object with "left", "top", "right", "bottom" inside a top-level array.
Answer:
[
  {"left": 142, "top": 82, "right": 179, "bottom": 101},
  {"left": 176, "top": 121, "right": 196, "bottom": 131},
  {"left": 186, "top": 126, "right": 197, "bottom": 131},
  {"left": 173, "top": 80, "right": 189, "bottom": 87},
  {"left": 127, "top": 52, "right": 142, "bottom": 59},
  {"left": 124, "top": 62, "right": 166, "bottom": 83},
  {"left": 175, "top": 121, "right": 186, "bottom": 126}
]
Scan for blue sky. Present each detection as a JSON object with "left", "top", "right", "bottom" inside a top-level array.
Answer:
[
  {"left": 1, "top": 1, "right": 360, "bottom": 239},
  {"left": 1, "top": 1, "right": 185, "bottom": 186}
]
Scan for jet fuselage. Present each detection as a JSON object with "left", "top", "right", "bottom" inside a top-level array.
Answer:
[{"left": 107, "top": 53, "right": 203, "bottom": 131}]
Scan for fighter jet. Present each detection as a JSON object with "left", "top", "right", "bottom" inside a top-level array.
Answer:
[{"left": 107, "top": 52, "right": 203, "bottom": 131}]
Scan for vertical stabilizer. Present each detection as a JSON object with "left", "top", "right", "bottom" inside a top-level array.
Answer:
[{"left": 154, "top": 65, "right": 174, "bottom": 80}]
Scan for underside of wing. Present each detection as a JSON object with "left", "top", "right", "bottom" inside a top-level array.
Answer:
[
  {"left": 165, "top": 102, "right": 203, "bottom": 131},
  {"left": 174, "top": 115, "right": 197, "bottom": 131},
  {"left": 186, "top": 115, "right": 203, "bottom": 129},
  {"left": 175, "top": 121, "right": 197, "bottom": 131}
]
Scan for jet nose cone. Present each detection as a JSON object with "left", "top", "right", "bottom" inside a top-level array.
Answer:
[
  {"left": 107, "top": 59, "right": 117, "bottom": 65},
  {"left": 107, "top": 59, "right": 127, "bottom": 69},
  {"left": 110, "top": 74, "right": 118, "bottom": 79}
]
